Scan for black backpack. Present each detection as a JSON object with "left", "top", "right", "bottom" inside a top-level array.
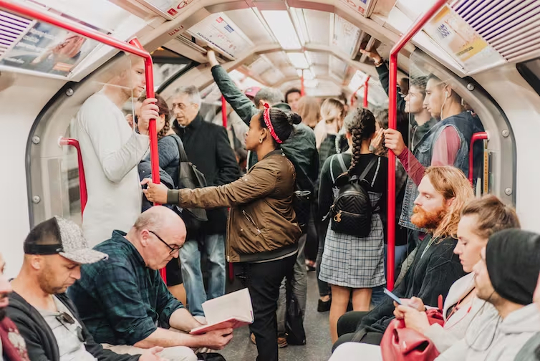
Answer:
[
  {"left": 328, "top": 155, "right": 379, "bottom": 238},
  {"left": 171, "top": 135, "right": 208, "bottom": 231}
]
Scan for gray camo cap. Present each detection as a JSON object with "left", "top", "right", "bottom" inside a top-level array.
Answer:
[{"left": 23, "top": 216, "right": 108, "bottom": 264}]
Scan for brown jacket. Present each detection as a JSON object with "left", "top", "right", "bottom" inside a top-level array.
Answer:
[{"left": 167, "top": 150, "right": 302, "bottom": 262}]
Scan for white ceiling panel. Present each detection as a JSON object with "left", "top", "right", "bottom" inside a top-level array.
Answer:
[
  {"left": 265, "top": 51, "right": 292, "bottom": 67},
  {"left": 307, "top": 51, "right": 329, "bottom": 66},
  {"left": 224, "top": 9, "right": 274, "bottom": 45},
  {"left": 304, "top": 9, "right": 331, "bottom": 45}
]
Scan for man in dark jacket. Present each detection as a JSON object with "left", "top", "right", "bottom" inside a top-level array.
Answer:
[
  {"left": 333, "top": 166, "right": 471, "bottom": 350},
  {"left": 171, "top": 85, "right": 240, "bottom": 320},
  {"left": 6, "top": 216, "right": 164, "bottom": 361}
]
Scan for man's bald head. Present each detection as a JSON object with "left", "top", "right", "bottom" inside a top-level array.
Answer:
[{"left": 129, "top": 207, "right": 187, "bottom": 270}]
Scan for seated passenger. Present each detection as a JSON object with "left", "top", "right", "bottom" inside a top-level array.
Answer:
[
  {"left": 318, "top": 108, "right": 387, "bottom": 343},
  {"left": 0, "top": 252, "right": 30, "bottom": 361},
  {"left": 333, "top": 166, "right": 472, "bottom": 348},
  {"left": 330, "top": 195, "right": 520, "bottom": 360},
  {"left": 68, "top": 207, "right": 233, "bottom": 361},
  {"left": 7, "top": 217, "right": 164, "bottom": 361},
  {"left": 143, "top": 106, "right": 303, "bottom": 361},
  {"left": 436, "top": 229, "right": 540, "bottom": 360},
  {"left": 73, "top": 55, "right": 159, "bottom": 247},
  {"left": 515, "top": 273, "right": 540, "bottom": 360}
]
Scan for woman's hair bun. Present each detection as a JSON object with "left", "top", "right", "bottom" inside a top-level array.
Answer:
[{"left": 288, "top": 112, "right": 302, "bottom": 125}]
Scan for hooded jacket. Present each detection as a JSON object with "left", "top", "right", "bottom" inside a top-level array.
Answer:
[
  {"left": 436, "top": 303, "right": 540, "bottom": 361},
  {"left": 6, "top": 292, "right": 139, "bottom": 361}
]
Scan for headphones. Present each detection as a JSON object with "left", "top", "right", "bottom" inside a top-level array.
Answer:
[{"left": 445, "top": 90, "right": 449, "bottom": 99}]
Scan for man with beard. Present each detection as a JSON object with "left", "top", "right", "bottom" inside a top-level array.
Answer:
[
  {"left": 0, "top": 252, "right": 30, "bottom": 361},
  {"left": 6, "top": 216, "right": 165, "bottom": 361},
  {"left": 332, "top": 166, "right": 472, "bottom": 349}
]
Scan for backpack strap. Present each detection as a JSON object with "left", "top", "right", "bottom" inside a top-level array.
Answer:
[
  {"left": 171, "top": 134, "right": 189, "bottom": 163},
  {"left": 330, "top": 154, "right": 347, "bottom": 184},
  {"left": 355, "top": 156, "right": 379, "bottom": 185}
]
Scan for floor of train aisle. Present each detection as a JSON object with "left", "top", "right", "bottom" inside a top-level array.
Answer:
[{"left": 219, "top": 271, "right": 333, "bottom": 361}]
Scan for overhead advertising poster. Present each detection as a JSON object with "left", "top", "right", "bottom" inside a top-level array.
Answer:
[
  {"left": 332, "top": 16, "right": 361, "bottom": 58},
  {"left": 339, "top": 0, "right": 370, "bottom": 16},
  {"left": 137, "top": 0, "right": 196, "bottom": 19},
  {"left": 187, "top": 14, "right": 251, "bottom": 59},
  {"left": 0, "top": 8, "right": 104, "bottom": 77},
  {"left": 424, "top": 5, "right": 505, "bottom": 71}
]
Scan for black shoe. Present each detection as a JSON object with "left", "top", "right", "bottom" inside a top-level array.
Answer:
[{"left": 317, "top": 298, "right": 331, "bottom": 312}]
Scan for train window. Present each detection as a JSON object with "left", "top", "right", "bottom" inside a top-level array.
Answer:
[
  {"left": 516, "top": 59, "right": 540, "bottom": 97},
  {"left": 27, "top": 52, "right": 146, "bottom": 227}
]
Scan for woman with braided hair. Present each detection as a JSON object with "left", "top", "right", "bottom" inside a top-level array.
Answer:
[
  {"left": 143, "top": 104, "right": 302, "bottom": 361},
  {"left": 318, "top": 107, "right": 388, "bottom": 342}
]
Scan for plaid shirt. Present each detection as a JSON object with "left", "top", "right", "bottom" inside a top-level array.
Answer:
[{"left": 68, "top": 231, "right": 184, "bottom": 345}]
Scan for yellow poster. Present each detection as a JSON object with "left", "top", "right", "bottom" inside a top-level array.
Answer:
[{"left": 424, "top": 5, "right": 504, "bottom": 71}]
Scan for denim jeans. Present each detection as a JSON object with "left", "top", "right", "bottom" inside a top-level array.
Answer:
[
  {"left": 277, "top": 234, "right": 307, "bottom": 334},
  {"left": 371, "top": 244, "right": 409, "bottom": 306},
  {"left": 179, "top": 234, "right": 226, "bottom": 317}
]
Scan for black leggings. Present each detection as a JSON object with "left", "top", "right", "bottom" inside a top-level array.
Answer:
[
  {"left": 332, "top": 311, "right": 384, "bottom": 352},
  {"left": 244, "top": 254, "right": 296, "bottom": 361}
]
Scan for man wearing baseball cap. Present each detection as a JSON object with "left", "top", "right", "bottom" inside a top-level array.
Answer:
[
  {"left": 6, "top": 216, "right": 165, "bottom": 361},
  {"left": 436, "top": 229, "right": 540, "bottom": 361}
]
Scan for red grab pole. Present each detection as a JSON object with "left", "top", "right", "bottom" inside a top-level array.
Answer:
[
  {"left": 59, "top": 138, "right": 87, "bottom": 217},
  {"left": 301, "top": 70, "right": 306, "bottom": 96},
  {"left": 469, "top": 132, "right": 488, "bottom": 185},
  {"left": 363, "top": 75, "right": 371, "bottom": 108},
  {"left": 221, "top": 95, "right": 227, "bottom": 127},
  {"left": 386, "top": 0, "right": 447, "bottom": 290}
]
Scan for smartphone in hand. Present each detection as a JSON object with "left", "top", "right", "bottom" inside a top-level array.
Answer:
[{"left": 383, "top": 288, "right": 403, "bottom": 305}]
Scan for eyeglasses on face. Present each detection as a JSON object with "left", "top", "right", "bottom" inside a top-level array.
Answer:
[{"left": 148, "top": 230, "right": 181, "bottom": 255}]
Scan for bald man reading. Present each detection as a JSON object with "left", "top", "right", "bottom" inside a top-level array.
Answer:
[{"left": 68, "top": 207, "right": 233, "bottom": 361}]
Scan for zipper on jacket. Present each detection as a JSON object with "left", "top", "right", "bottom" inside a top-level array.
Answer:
[{"left": 242, "top": 210, "right": 261, "bottom": 234}]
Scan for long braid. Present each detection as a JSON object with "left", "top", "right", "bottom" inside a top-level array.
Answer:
[
  {"left": 345, "top": 108, "right": 376, "bottom": 175},
  {"left": 157, "top": 119, "right": 171, "bottom": 139}
]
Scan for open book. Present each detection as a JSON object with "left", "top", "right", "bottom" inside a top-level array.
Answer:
[{"left": 190, "top": 288, "right": 253, "bottom": 335}]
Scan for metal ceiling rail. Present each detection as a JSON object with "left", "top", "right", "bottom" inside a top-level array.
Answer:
[{"left": 386, "top": 0, "right": 447, "bottom": 291}]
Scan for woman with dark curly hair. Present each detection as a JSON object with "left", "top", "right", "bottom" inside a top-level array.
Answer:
[{"left": 318, "top": 107, "right": 388, "bottom": 342}]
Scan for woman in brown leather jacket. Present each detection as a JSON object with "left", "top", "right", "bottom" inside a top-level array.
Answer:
[{"left": 143, "top": 104, "right": 302, "bottom": 361}]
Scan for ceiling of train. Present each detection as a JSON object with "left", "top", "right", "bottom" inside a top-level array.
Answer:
[{"left": 2, "top": 0, "right": 540, "bottom": 101}]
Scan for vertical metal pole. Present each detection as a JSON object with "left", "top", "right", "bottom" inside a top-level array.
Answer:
[{"left": 363, "top": 75, "right": 371, "bottom": 108}]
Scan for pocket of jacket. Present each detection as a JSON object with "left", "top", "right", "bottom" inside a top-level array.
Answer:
[{"left": 242, "top": 209, "right": 262, "bottom": 235}]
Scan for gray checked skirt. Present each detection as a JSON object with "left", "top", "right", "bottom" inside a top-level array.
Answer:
[{"left": 319, "top": 214, "right": 385, "bottom": 289}]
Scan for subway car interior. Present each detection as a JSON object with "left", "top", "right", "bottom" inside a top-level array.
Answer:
[{"left": 1, "top": 0, "right": 540, "bottom": 359}]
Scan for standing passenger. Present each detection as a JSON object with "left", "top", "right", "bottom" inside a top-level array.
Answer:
[
  {"left": 318, "top": 108, "right": 387, "bottom": 342},
  {"left": 170, "top": 85, "right": 240, "bottom": 321},
  {"left": 143, "top": 106, "right": 303, "bottom": 361},
  {"left": 285, "top": 88, "right": 302, "bottom": 113},
  {"left": 73, "top": 55, "right": 159, "bottom": 247},
  {"left": 297, "top": 96, "right": 321, "bottom": 129}
]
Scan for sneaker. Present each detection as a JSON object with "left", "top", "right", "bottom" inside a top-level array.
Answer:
[
  {"left": 317, "top": 298, "right": 331, "bottom": 312},
  {"left": 277, "top": 336, "right": 288, "bottom": 348}
]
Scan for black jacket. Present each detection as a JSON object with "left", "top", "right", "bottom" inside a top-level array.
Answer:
[
  {"left": 173, "top": 113, "right": 240, "bottom": 235},
  {"left": 358, "top": 235, "right": 466, "bottom": 334},
  {"left": 6, "top": 292, "right": 139, "bottom": 361}
]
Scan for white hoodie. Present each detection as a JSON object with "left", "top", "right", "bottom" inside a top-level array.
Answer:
[{"left": 436, "top": 303, "right": 540, "bottom": 361}]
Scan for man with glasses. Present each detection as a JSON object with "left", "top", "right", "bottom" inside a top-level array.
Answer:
[
  {"left": 68, "top": 206, "right": 233, "bottom": 360},
  {"left": 170, "top": 85, "right": 239, "bottom": 323},
  {"left": 7, "top": 216, "right": 165, "bottom": 361}
]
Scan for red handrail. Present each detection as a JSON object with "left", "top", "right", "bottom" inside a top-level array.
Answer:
[
  {"left": 301, "top": 69, "right": 306, "bottom": 96},
  {"left": 59, "top": 138, "right": 87, "bottom": 217},
  {"left": 363, "top": 75, "right": 371, "bottom": 108},
  {"left": 386, "top": 0, "right": 447, "bottom": 290},
  {"left": 221, "top": 95, "right": 228, "bottom": 127},
  {"left": 0, "top": 0, "right": 165, "bottom": 279},
  {"left": 469, "top": 132, "right": 488, "bottom": 185}
]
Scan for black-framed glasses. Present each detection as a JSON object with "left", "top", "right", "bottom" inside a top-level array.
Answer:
[
  {"left": 56, "top": 312, "right": 84, "bottom": 342},
  {"left": 148, "top": 230, "right": 181, "bottom": 255}
]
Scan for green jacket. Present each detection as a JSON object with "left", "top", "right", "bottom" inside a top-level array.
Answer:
[{"left": 210, "top": 65, "right": 319, "bottom": 189}]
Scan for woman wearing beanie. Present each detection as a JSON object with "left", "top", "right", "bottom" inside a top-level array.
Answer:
[
  {"left": 437, "top": 228, "right": 540, "bottom": 361},
  {"left": 143, "top": 106, "right": 303, "bottom": 361}
]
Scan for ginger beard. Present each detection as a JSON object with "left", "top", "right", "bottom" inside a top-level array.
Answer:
[{"left": 411, "top": 205, "right": 447, "bottom": 231}]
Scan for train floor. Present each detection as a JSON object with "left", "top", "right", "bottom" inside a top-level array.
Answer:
[{"left": 219, "top": 270, "right": 333, "bottom": 361}]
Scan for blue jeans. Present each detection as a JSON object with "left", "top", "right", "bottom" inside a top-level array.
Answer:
[
  {"left": 180, "top": 234, "right": 226, "bottom": 317},
  {"left": 371, "top": 244, "right": 409, "bottom": 306}
]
